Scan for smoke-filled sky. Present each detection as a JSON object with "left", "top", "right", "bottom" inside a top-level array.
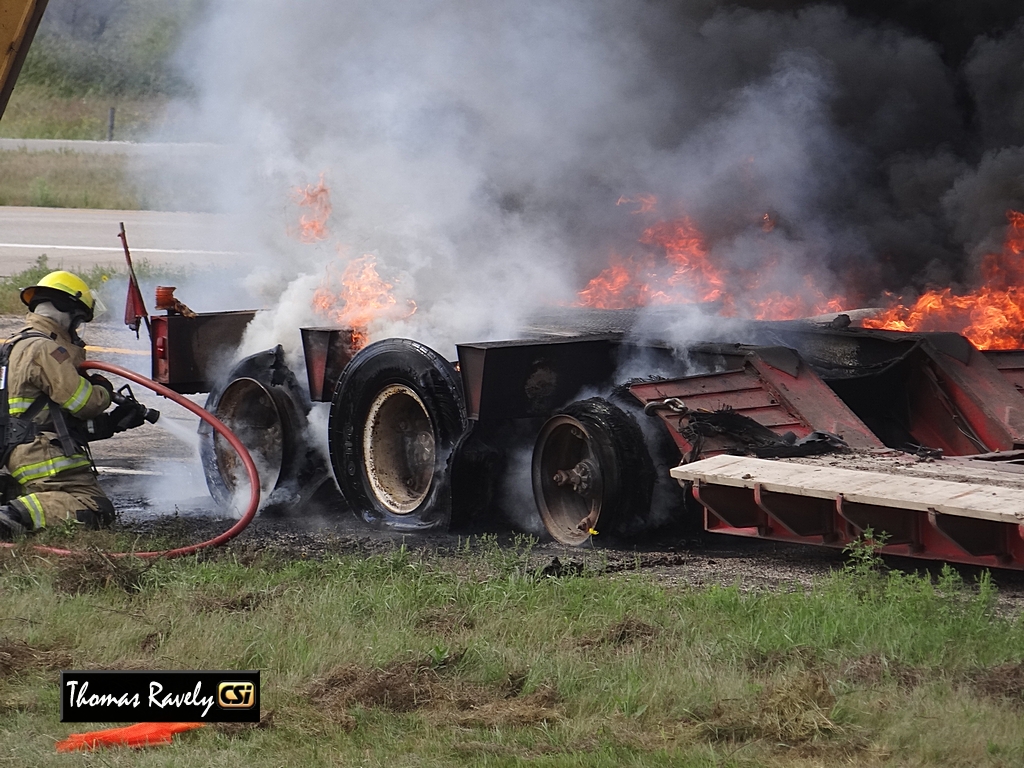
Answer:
[{"left": 149, "top": 0, "right": 1024, "bottom": 356}]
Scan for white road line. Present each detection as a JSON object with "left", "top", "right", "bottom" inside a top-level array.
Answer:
[
  {"left": 0, "top": 243, "right": 243, "bottom": 256},
  {"left": 97, "top": 467, "right": 166, "bottom": 476}
]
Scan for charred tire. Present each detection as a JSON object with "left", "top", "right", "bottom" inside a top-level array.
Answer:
[
  {"left": 532, "top": 397, "right": 655, "bottom": 546},
  {"left": 200, "top": 346, "right": 332, "bottom": 510},
  {"left": 328, "top": 338, "right": 468, "bottom": 532},
  {"left": 608, "top": 385, "right": 693, "bottom": 538}
]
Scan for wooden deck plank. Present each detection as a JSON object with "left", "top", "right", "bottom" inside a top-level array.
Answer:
[{"left": 670, "top": 454, "right": 1024, "bottom": 525}]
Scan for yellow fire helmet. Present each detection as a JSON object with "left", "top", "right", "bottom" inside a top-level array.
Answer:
[{"left": 21, "top": 270, "right": 98, "bottom": 322}]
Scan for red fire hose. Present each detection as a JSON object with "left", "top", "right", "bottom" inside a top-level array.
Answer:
[{"left": 1, "top": 361, "right": 261, "bottom": 559}]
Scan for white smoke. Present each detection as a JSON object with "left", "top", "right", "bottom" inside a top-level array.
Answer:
[{"left": 142, "top": 0, "right": 1022, "bottom": 358}]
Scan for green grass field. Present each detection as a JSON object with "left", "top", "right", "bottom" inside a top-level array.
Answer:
[
  {"left": 0, "top": 148, "right": 142, "bottom": 210},
  {"left": 0, "top": 144, "right": 215, "bottom": 212},
  {"left": 1, "top": 534, "right": 1022, "bottom": 767},
  {"left": 0, "top": 85, "right": 157, "bottom": 211},
  {"left": 0, "top": 85, "right": 169, "bottom": 142}
]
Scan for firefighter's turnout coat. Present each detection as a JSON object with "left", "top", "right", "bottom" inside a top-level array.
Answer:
[{"left": 5, "top": 312, "right": 112, "bottom": 528}]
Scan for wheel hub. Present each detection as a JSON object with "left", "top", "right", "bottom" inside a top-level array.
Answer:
[
  {"left": 362, "top": 384, "right": 436, "bottom": 515},
  {"left": 533, "top": 414, "right": 607, "bottom": 545},
  {"left": 552, "top": 458, "right": 599, "bottom": 496}
]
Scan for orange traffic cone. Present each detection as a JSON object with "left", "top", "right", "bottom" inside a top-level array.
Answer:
[{"left": 55, "top": 722, "right": 204, "bottom": 752}]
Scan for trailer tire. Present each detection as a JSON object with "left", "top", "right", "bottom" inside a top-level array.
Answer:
[
  {"left": 532, "top": 397, "right": 655, "bottom": 546},
  {"left": 608, "top": 385, "right": 694, "bottom": 537},
  {"left": 200, "top": 346, "right": 334, "bottom": 512},
  {"left": 328, "top": 339, "right": 468, "bottom": 532}
]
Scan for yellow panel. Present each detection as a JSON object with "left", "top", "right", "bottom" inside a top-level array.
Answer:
[{"left": 0, "top": 0, "right": 48, "bottom": 120}]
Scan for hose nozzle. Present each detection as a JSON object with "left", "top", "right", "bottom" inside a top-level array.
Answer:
[{"left": 111, "top": 384, "right": 159, "bottom": 424}]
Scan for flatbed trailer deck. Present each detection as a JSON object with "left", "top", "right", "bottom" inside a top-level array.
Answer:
[{"left": 673, "top": 452, "right": 1024, "bottom": 570}]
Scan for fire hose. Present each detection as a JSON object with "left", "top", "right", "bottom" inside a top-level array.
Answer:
[{"left": 1, "top": 361, "right": 260, "bottom": 559}]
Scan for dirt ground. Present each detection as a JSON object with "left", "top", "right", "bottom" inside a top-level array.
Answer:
[{"left": 4, "top": 315, "right": 1024, "bottom": 612}]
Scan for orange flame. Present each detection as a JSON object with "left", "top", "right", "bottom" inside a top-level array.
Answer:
[
  {"left": 577, "top": 198, "right": 847, "bottom": 319},
  {"left": 642, "top": 217, "right": 725, "bottom": 303},
  {"left": 750, "top": 276, "right": 846, "bottom": 321},
  {"left": 312, "top": 254, "right": 417, "bottom": 348},
  {"left": 862, "top": 211, "right": 1024, "bottom": 349},
  {"left": 576, "top": 257, "right": 652, "bottom": 309},
  {"left": 293, "top": 174, "right": 332, "bottom": 243}
]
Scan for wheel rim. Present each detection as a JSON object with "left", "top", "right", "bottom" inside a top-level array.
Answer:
[
  {"left": 532, "top": 414, "right": 606, "bottom": 546},
  {"left": 213, "top": 377, "right": 284, "bottom": 495},
  {"left": 362, "top": 384, "right": 436, "bottom": 515}
]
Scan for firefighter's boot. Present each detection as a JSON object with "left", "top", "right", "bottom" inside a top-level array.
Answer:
[
  {"left": 0, "top": 504, "right": 29, "bottom": 540},
  {"left": 75, "top": 498, "right": 115, "bottom": 530}
]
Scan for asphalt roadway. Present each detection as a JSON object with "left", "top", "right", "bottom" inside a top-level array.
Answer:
[{"left": 0, "top": 207, "right": 244, "bottom": 275}]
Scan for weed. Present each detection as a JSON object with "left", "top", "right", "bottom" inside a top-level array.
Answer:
[
  {"left": 215, "top": 709, "right": 276, "bottom": 738},
  {"left": 970, "top": 662, "right": 1024, "bottom": 707},
  {"left": 309, "top": 660, "right": 440, "bottom": 714},
  {"left": 46, "top": 516, "right": 84, "bottom": 541},
  {"left": 842, "top": 526, "right": 889, "bottom": 579},
  {"left": 426, "top": 643, "right": 453, "bottom": 669},
  {"left": 476, "top": 532, "right": 541, "bottom": 579},
  {"left": 579, "top": 616, "right": 659, "bottom": 648},
  {"left": 755, "top": 672, "right": 841, "bottom": 742},
  {"left": 416, "top": 606, "right": 475, "bottom": 634},
  {"left": 0, "top": 639, "right": 72, "bottom": 679},
  {"left": 28, "top": 178, "right": 59, "bottom": 207},
  {"left": 190, "top": 587, "right": 281, "bottom": 614}
]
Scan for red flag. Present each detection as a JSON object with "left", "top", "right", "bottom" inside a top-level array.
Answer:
[
  {"left": 119, "top": 222, "right": 150, "bottom": 340},
  {"left": 125, "top": 275, "right": 147, "bottom": 335}
]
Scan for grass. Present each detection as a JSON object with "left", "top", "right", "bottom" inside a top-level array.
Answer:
[
  {"left": 0, "top": 256, "right": 118, "bottom": 315},
  {"left": 0, "top": 255, "right": 171, "bottom": 315},
  {"left": 1, "top": 534, "right": 1023, "bottom": 766},
  {"left": 0, "top": 147, "right": 214, "bottom": 212},
  {"left": 0, "top": 149, "right": 141, "bottom": 210},
  {"left": 0, "top": 81, "right": 205, "bottom": 213},
  {"left": 0, "top": 84, "right": 170, "bottom": 141}
]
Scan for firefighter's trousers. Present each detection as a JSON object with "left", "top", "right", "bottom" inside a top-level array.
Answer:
[{"left": 7, "top": 449, "right": 114, "bottom": 530}]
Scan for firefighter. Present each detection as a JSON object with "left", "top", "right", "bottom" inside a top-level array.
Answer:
[{"left": 0, "top": 271, "right": 146, "bottom": 539}]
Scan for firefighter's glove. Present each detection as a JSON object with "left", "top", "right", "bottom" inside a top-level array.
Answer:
[
  {"left": 87, "top": 374, "right": 114, "bottom": 397},
  {"left": 84, "top": 402, "right": 148, "bottom": 441},
  {"left": 84, "top": 413, "right": 116, "bottom": 441},
  {"left": 109, "top": 400, "right": 149, "bottom": 432}
]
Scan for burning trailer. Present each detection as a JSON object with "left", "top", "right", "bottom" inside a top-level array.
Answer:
[
  {"left": 140, "top": 273, "right": 1024, "bottom": 572},
  {"left": 115, "top": 179, "right": 1024, "bottom": 571},
  {"left": 121, "top": 194, "right": 1024, "bottom": 572}
]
